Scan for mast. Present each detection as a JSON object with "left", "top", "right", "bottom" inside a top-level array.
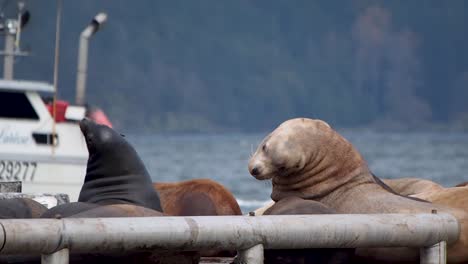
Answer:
[{"left": 0, "top": 1, "right": 29, "bottom": 80}]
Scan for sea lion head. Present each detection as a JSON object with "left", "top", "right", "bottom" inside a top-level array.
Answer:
[
  {"left": 80, "top": 118, "right": 121, "bottom": 157},
  {"left": 248, "top": 118, "right": 332, "bottom": 180},
  {"left": 248, "top": 118, "right": 369, "bottom": 200},
  {"left": 79, "top": 118, "right": 146, "bottom": 177}
]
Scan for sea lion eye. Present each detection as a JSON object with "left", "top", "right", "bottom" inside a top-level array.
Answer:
[{"left": 262, "top": 144, "right": 267, "bottom": 152}]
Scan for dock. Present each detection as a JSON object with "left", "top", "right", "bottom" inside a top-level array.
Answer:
[{"left": 0, "top": 182, "right": 457, "bottom": 264}]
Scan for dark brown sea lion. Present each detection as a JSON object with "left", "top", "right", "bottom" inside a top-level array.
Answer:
[
  {"left": 261, "top": 196, "right": 354, "bottom": 264},
  {"left": 248, "top": 118, "right": 468, "bottom": 263},
  {"left": 0, "top": 198, "right": 47, "bottom": 219}
]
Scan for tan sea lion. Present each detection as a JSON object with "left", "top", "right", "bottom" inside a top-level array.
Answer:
[
  {"left": 383, "top": 177, "right": 444, "bottom": 196},
  {"left": 385, "top": 178, "right": 468, "bottom": 213},
  {"left": 248, "top": 118, "right": 468, "bottom": 263}
]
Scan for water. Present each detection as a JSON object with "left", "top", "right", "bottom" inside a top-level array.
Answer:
[{"left": 127, "top": 131, "right": 468, "bottom": 214}]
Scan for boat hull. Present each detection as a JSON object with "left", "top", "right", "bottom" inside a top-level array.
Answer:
[{"left": 0, "top": 158, "right": 86, "bottom": 201}]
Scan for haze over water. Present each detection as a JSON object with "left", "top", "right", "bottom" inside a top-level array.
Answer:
[{"left": 128, "top": 130, "right": 468, "bottom": 213}]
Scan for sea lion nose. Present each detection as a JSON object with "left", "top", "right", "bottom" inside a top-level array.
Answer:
[{"left": 251, "top": 166, "right": 261, "bottom": 176}]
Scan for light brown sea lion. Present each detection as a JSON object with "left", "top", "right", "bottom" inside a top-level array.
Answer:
[
  {"left": 385, "top": 178, "right": 468, "bottom": 213},
  {"left": 383, "top": 177, "right": 444, "bottom": 196},
  {"left": 154, "top": 178, "right": 242, "bottom": 216},
  {"left": 411, "top": 187, "right": 468, "bottom": 212},
  {"left": 248, "top": 118, "right": 468, "bottom": 263}
]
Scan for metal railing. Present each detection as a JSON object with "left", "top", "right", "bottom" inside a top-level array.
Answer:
[{"left": 0, "top": 213, "right": 459, "bottom": 264}]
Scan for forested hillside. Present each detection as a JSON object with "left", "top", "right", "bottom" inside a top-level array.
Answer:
[{"left": 6, "top": 1, "right": 468, "bottom": 132}]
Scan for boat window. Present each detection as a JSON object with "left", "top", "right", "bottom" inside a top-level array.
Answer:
[{"left": 0, "top": 91, "right": 39, "bottom": 120}]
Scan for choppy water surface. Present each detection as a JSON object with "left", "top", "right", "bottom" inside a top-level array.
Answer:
[{"left": 127, "top": 131, "right": 468, "bottom": 213}]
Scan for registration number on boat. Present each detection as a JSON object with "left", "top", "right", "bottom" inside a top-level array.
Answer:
[{"left": 0, "top": 161, "right": 37, "bottom": 182}]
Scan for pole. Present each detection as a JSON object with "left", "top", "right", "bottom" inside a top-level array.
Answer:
[
  {"left": 420, "top": 241, "right": 447, "bottom": 264},
  {"left": 75, "top": 13, "right": 107, "bottom": 106},
  {"left": 51, "top": 0, "right": 63, "bottom": 153},
  {"left": 75, "top": 35, "right": 89, "bottom": 106},
  {"left": 3, "top": 33, "right": 14, "bottom": 80},
  {"left": 41, "top": 248, "right": 69, "bottom": 264},
  {"left": 237, "top": 244, "right": 264, "bottom": 264},
  {"left": 0, "top": 214, "right": 459, "bottom": 254}
]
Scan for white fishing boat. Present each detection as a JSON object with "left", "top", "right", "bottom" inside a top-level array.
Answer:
[
  {"left": 0, "top": 1, "right": 109, "bottom": 201},
  {"left": 0, "top": 80, "right": 88, "bottom": 201}
]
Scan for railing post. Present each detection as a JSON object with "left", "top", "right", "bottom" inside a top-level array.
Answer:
[
  {"left": 236, "top": 244, "right": 264, "bottom": 264},
  {"left": 420, "top": 241, "right": 447, "bottom": 264},
  {"left": 41, "top": 248, "right": 69, "bottom": 264}
]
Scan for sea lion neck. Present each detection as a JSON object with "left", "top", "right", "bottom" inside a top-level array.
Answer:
[{"left": 271, "top": 165, "right": 374, "bottom": 202}]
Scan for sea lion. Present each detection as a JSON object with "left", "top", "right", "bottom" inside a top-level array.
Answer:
[
  {"left": 78, "top": 118, "right": 162, "bottom": 211},
  {"left": 0, "top": 199, "right": 47, "bottom": 263},
  {"left": 0, "top": 198, "right": 47, "bottom": 218},
  {"left": 154, "top": 178, "right": 241, "bottom": 258},
  {"left": 42, "top": 118, "right": 162, "bottom": 218},
  {"left": 383, "top": 177, "right": 444, "bottom": 196},
  {"left": 248, "top": 118, "right": 468, "bottom": 263},
  {"left": 251, "top": 174, "right": 428, "bottom": 216},
  {"left": 41, "top": 202, "right": 163, "bottom": 218},
  {"left": 384, "top": 178, "right": 468, "bottom": 213},
  {"left": 261, "top": 196, "right": 354, "bottom": 264},
  {"left": 154, "top": 178, "right": 242, "bottom": 216},
  {"left": 39, "top": 119, "right": 197, "bottom": 264}
]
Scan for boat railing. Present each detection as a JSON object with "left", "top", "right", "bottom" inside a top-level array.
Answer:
[{"left": 0, "top": 212, "right": 458, "bottom": 264}]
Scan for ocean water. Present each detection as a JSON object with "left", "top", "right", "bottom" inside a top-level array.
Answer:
[{"left": 127, "top": 131, "right": 468, "bottom": 214}]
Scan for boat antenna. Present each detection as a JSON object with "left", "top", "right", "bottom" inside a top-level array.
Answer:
[{"left": 51, "top": 0, "right": 63, "bottom": 154}]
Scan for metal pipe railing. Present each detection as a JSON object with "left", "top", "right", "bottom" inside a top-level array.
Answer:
[{"left": 0, "top": 214, "right": 460, "bottom": 264}]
